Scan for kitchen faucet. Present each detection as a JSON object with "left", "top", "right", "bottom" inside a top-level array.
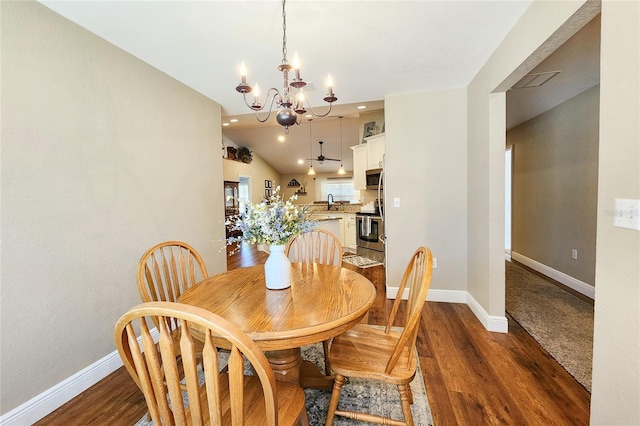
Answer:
[{"left": 327, "top": 193, "right": 334, "bottom": 211}]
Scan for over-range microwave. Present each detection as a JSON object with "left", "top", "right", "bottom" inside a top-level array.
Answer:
[{"left": 366, "top": 168, "right": 383, "bottom": 191}]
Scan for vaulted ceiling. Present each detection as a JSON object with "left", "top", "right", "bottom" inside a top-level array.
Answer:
[{"left": 38, "top": 1, "right": 598, "bottom": 175}]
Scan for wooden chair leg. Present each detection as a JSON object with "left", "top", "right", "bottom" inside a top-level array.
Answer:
[
  {"left": 325, "top": 374, "right": 346, "bottom": 426},
  {"left": 322, "top": 340, "right": 332, "bottom": 376},
  {"left": 397, "top": 383, "right": 414, "bottom": 426},
  {"left": 406, "top": 382, "right": 414, "bottom": 405},
  {"left": 299, "top": 404, "right": 310, "bottom": 426}
]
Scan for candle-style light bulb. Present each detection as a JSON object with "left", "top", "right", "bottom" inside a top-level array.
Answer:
[
  {"left": 253, "top": 83, "right": 260, "bottom": 105},
  {"left": 240, "top": 62, "right": 247, "bottom": 84},
  {"left": 293, "top": 52, "right": 301, "bottom": 80},
  {"left": 326, "top": 74, "right": 334, "bottom": 95}
]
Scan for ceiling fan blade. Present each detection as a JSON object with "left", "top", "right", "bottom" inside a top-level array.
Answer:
[{"left": 323, "top": 157, "right": 341, "bottom": 162}]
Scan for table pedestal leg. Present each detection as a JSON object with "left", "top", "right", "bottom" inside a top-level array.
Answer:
[
  {"left": 265, "top": 348, "right": 335, "bottom": 390},
  {"left": 265, "top": 348, "right": 301, "bottom": 384}
]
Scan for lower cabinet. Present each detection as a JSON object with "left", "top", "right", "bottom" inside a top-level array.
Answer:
[
  {"left": 344, "top": 213, "right": 357, "bottom": 250},
  {"left": 311, "top": 213, "right": 357, "bottom": 251}
]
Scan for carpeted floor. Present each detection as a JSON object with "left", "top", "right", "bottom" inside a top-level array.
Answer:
[
  {"left": 136, "top": 341, "right": 433, "bottom": 425},
  {"left": 505, "top": 261, "right": 594, "bottom": 392}
]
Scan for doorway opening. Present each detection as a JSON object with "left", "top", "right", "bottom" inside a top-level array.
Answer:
[
  {"left": 505, "top": 146, "right": 512, "bottom": 260},
  {"left": 238, "top": 176, "right": 251, "bottom": 214}
]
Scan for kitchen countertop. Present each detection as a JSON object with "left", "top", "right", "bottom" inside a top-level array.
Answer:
[{"left": 311, "top": 215, "right": 343, "bottom": 221}]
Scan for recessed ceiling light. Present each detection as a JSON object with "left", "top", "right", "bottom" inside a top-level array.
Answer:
[
  {"left": 222, "top": 123, "right": 230, "bottom": 127},
  {"left": 357, "top": 105, "right": 367, "bottom": 110},
  {"left": 229, "top": 118, "right": 239, "bottom": 123},
  {"left": 297, "top": 159, "right": 304, "bottom": 165},
  {"left": 278, "top": 135, "right": 285, "bottom": 142}
]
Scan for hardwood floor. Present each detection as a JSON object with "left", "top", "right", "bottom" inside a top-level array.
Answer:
[{"left": 36, "top": 244, "right": 590, "bottom": 425}]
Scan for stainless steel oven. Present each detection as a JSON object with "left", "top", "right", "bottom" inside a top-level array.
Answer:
[{"left": 356, "top": 213, "right": 384, "bottom": 262}]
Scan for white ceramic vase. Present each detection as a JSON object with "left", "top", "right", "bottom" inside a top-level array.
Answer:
[{"left": 264, "top": 244, "right": 292, "bottom": 290}]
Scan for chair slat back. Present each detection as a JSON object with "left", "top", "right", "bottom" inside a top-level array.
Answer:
[
  {"left": 138, "top": 241, "right": 208, "bottom": 329},
  {"left": 385, "top": 247, "right": 432, "bottom": 374},
  {"left": 285, "top": 229, "right": 342, "bottom": 266},
  {"left": 115, "top": 302, "right": 279, "bottom": 426}
]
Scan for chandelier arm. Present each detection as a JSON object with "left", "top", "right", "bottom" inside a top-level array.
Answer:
[
  {"left": 252, "top": 93, "right": 281, "bottom": 123},
  {"left": 303, "top": 102, "right": 333, "bottom": 118},
  {"left": 241, "top": 88, "right": 281, "bottom": 112}
]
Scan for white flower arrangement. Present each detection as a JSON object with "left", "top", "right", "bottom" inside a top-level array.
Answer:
[{"left": 226, "top": 186, "right": 317, "bottom": 253}]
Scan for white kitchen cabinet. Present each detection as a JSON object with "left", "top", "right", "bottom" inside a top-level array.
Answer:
[
  {"left": 311, "top": 213, "right": 345, "bottom": 247},
  {"left": 344, "top": 213, "right": 357, "bottom": 250},
  {"left": 365, "top": 133, "right": 385, "bottom": 170},
  {"left": 351, "top": 144, "right": 368, "bottom": 190}
]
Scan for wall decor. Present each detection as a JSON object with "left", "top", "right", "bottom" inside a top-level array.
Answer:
[
  {"left": 363, "top": 121, "right": 377, "bottom": 139},
  {"left": 265, "top": 180, "right": 272, "bottom": 188}
]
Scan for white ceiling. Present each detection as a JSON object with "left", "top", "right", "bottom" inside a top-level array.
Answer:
[{"left": 37, "top": 1, "right": 597, "bottom": 175}]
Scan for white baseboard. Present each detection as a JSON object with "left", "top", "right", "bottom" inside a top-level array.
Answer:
[
  {"left": 0, "top": 328, "right": 159, "bottom": 425},
  {"left": 511, "top": 251, "right": 595, "bottom": 299},
  {"left": 387, "top": 287, "right": 508, "bottom": 333},
  {"left": 466, "top": 293, "right": 509, "bottom": 333},
  {"left": 0, "top": 351, "right": 124, "bottom": 425}
]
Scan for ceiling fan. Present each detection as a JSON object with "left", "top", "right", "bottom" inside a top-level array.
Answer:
[{"left": 307, "top": 141, "right": 340, "bottom": 164}]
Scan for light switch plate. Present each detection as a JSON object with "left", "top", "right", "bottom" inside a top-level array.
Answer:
[
  {"left": 393, "top": 197, "right": 400, "bottom": 208},
  {"left": 614, "top": 199, "right": 640, "bottom": 231}
]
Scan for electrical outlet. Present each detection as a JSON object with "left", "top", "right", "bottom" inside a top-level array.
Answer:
[
  {"left": 432, "top": 258, "right": 438, "bottom": 268},
  {"left": 571, "top": 249, "right": 578, "bottom": 260}
]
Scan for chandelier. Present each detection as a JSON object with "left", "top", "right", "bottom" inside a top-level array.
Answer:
[{"left": 235, "top": 0, "right": 337, "bottom": 133}]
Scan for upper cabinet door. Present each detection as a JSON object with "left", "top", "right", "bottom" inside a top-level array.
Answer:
[
  {"left": 351, "top": 144, "right": 368, "bottom": 190},
  {"left": 365, "top": 133, "right": 385, "bottom": 170}
]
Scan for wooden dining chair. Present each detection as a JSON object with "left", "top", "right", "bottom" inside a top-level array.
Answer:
[
  {"left": 115, "top": 301, "right": 309, "bottom": 426},
  {"left": 285, "top": 229, "right": 343, "bottom": 267},
  {"left": 137, "top": 241, "right": 209, "bottom": 365},
  {"left": 324, "top": 247, "right": 433, "bottom": 426},
  {"left": 285, "top": 229, "right": 342, "bottom": 375},
  {"left": 137, "top": 241, "right": 208, "bottom": 304}
]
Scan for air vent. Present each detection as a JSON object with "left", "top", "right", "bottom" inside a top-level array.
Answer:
[{"left": 512, "top": 70, "right": 561, "bottom": 89}]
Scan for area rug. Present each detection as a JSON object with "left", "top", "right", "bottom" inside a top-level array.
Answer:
[
  {"left": 135, "top": 342, "right": 433, "bottom": 425},
  {"left": 342, "top": 255, "right": 384, "bottom": 268},
  {"left": 505, "top": 261, "right": 594, "bottom": 392}
]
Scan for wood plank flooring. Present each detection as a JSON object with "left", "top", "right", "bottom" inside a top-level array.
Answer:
[{"left": 35, "top": 244, "right": 590, "bottom": 425}]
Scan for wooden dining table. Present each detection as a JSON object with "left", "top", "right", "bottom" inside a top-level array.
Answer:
[{"left": 178, "top": 262, "right": 376, "bottom": 390}]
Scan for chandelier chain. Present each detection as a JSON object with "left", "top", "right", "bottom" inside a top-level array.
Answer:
[{"left": 282, "top": 0, "right": 287, "bottom": 64}]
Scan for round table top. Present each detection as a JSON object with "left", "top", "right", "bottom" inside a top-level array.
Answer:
[{"left": 178, "top": 263, "right": 376, "bottom": 351}]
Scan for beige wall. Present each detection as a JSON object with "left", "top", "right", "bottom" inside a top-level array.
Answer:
[
  {"left": 1, "top": 1, "right": 226, "bottom": 414},
  {"left": 591, "top": 1, "right": 639, "bottom": 423},
  {"left": 466, "top": 0, "right": 638, "bottom": 422},
  {"left": 510, "top": 86, "right": 599, "bottom": 285},
  {"left": 222, "top": 153, "right": 280, "bottom": 203},
  {"left": 467, "top": 0, "right": 598, "bottom": 316},
  {"left": 385, "top": 88, "right": 468, "bottom": 294}
]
